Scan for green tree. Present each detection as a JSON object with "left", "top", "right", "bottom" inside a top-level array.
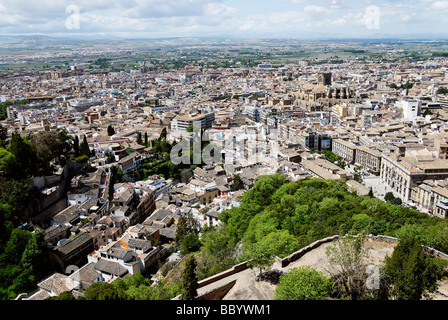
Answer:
[
  {"left": 175, "top": 212, "right": 200, "bottom": 244},
  {"left": 0, "top": 125, "right": 7, "bottom": 147},
  {"left": 152, "top": 139, "right": 172, "bottom": 157},
  {"left": 137, "top": 132, "right": 143, "bottom": 145},
  {"left": 75, "top": 155, "right": 89, "bottom": 163},
  {"left": 260, "top": 230, "right": 300, "bottom": 258},
  {"left": 123, "top": 284, "right": 150, "bottom": 300},
  {"left": 179, "top": 234, "right": 201, "bottom": 255},
  {"left": 20, "top": 231, "right": 47, "bottom": 278},
  {"left": 245, "top": 242, "right": 274, "bottom": 276},
  {"left": 58, "top": 291, "right": 77, "bottom": 300},
  {"left": 389, "top": 83, "right": 399, "bottom": 89},
  {"left": 79, "top": 135, "right": 90, "bottom": 157},
  {"left": 403, "top": 81, "right": 414, "bottom": 90},
  {"left": 351, "top": 214, "right": 374, "bottom": 233},
  {"left": 73, "top": 135, "right": 80, "bottom": 158},
  {"left": 113, "top": 273, "right": 151, "bottom": 292},
  {"left": 437, "top": 86, "right": 448, "bottom": 95},
  {"left": 0, "top": 148, "right": 17, "bottom": 177},
  {"left": 0, "top": 228, "right": 48, "bottom": 299},
  {"left": 83, "top": 282, "right": 130, "bottom": 300},
  {"left": 30, "top": 131, "right": 61, "bottom": 174},
  {"left": 353, "top": 173, "right": 363, "bottom": 183},
  {"left": 232, "top": 174, "right": 245, "bottom": 191},
  {"left": 197, "top": 224, "right": 239, "bottom": 279},
  {"left": 46, "top": 291, "right": 76, "bottom": 300},
  {"left": 0, "top": 177, "right": 36, "bottom": 223},
  {"left": 180, "top": 255, "right": 198, "bottom": 300},
  {"left": 274, "top": 266, "right": 332, "bottom": 300},
  {"left": 30, "top": 129, "right": 72, "bottom": 171},
  {"left": 382, "top": 236, "right": 442, "bottom": 300},
  {"left": 112, "top": 273, "right": 153, "bottom": 300},
  {"left": 0, "top": 204, "right": 14, "bottom": 245},
  {"left": 107, "top": 125, "right": 115, "bottom": 136},
  {"left": 147, "top": 280, "right": 181, "bottom": 300},
  {"left": 116, "top": 168, "right": 123, "bottom": 183},
  {"left": 159, "top": 127, "right": 167, "bottom": 141},
  {"left": 3, "top": 228, "right": 31, "bottom": 264},
  {"left": 384, "top": 192, "right": 395, "bottom": 202},
  {"left": 326, "top": 232, "right": 370, "bottom": 300},
  {"left": 245, "top": 229, "right": 299, "bottom": 277},
  {"left": 53, "top": 128, "right": 73, "bottom": 163},
  {"left": 8, "top": 132, "right": 34, "bottom": 178}
]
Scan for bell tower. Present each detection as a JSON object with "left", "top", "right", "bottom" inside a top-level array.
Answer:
[{"left": 318, "top": 72, "right": 332, "bottom": 86}]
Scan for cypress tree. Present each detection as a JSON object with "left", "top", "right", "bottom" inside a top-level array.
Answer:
[
  {"left": 80, "top": 135, "right": 90, "bottom": 157},
  {"left": 383, "top": 236, "right": 442, "bottom": 300},
  {"left": 107, "top": 125, "right": 115, "bottom": 136},
  {"left": 180, "top": 255, "right": 198, "bottom": 300},
  {"left": 136, "top": 132, "right": 142, "bottom": 145},
  {"left": 73, "top": 135, "right": 80, "bottom": 158}
]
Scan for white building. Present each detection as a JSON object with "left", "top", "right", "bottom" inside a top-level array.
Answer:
[
  {"left": 170, "top": 112, "right": 215, "bottom": 131},
  {"left": 397, "top": 99, "right": 421, "bottom": 120}
]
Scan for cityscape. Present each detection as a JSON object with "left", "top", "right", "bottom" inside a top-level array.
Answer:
[{"left": 2, "top": 0, "right": 448, "bottom": 309}]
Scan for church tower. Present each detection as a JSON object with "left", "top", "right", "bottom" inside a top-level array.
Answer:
[{"left": 317, "top": 72, "right": 332, "bottom": 86}]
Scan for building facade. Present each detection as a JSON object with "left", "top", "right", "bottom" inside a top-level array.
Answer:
[{"left": 332, "top": 138, "right": 357, "bottom": 163}]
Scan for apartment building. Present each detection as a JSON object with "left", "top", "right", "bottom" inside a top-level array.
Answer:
[
  {"left": 332, "top": 138, "right": 357, "bottom": 163},
  {"left": 279, "top": 121, "right": 302, "bottom": 144},
  {"left": 380, "top": 148, "right": 448, "bottom": 202},
  {"left": 355, "top": 145, "right": 382, "bottom": 174},
  {"left": 170, "top": 112, "right": 215, "bottom": 131},
  {"left": 410, "top": 180, "right": 448, "bottom": 219}
]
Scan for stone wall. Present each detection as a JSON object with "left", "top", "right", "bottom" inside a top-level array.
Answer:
[
  {"left": 274, "top": 234, "right": 448, "bottom": 268},
  {"left": 24, "top": 174, "right": 61, "bottom": 191},
  {"left": 274, "top": 235, "right": 339, "bottom": 268},
  {"left": 171, "top": 262, "right": 248, "bottom": 301},
  {"left": 171, "top": 233, "right": 448, "bottom": 301},
  {"left": 196, "top": 280, "right": 237, "bottom": 301},
  {"left": 197, "top": 261, "right": 248, "bottom": 288},
  {"left": 371, "top": 234, "right": 448, "bottom": 261},
  {"left": 25, "top": 161, "right": 91, "bottom": 224}
]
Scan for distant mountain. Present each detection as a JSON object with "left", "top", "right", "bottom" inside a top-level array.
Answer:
[{"left": 0, "top": 32, "right": 448, "bottom": 49}]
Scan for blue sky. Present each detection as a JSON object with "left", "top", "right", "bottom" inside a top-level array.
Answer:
[{"left": 0, "top": 0, "right": 447, "bottom": 38}]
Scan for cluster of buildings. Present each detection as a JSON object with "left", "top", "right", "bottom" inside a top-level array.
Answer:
[{"left": 5, "top": 50, "right": 448, "bottom": 299}]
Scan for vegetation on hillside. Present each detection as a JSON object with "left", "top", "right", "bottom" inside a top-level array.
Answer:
[
  {"left": 0, "top": 128, "right": 77, "bottom": 299},
  {"left": 44, "top": 174, "right": 448, "bottom": 300}
]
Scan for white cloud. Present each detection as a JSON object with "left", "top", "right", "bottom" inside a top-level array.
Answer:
[
  {"left": 304, "top": 5, "right": 330, "bottom": 16},
  {"left": 0, "top": 0, "right": 445, "bottom": 37},
  {"left": 431, "top": 1, "right": 448, "bottom": 10}
]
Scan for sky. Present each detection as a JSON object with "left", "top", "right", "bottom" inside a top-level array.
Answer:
[{"left": 0, "top": 0, "right": 447, "bottom": 39}]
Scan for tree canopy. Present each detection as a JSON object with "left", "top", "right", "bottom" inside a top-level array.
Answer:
[
  {"left": 180, "top": 255, "right": 198, "bottom": 300},
  {"left": 381, "top": 236, "right": 443, "bottom": 300},
  {"left": 274, "top": 266, "right": 332, "bottom": 300},
  {"left": 216, "top": 174, "right": 448, "bottom": 285}
]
